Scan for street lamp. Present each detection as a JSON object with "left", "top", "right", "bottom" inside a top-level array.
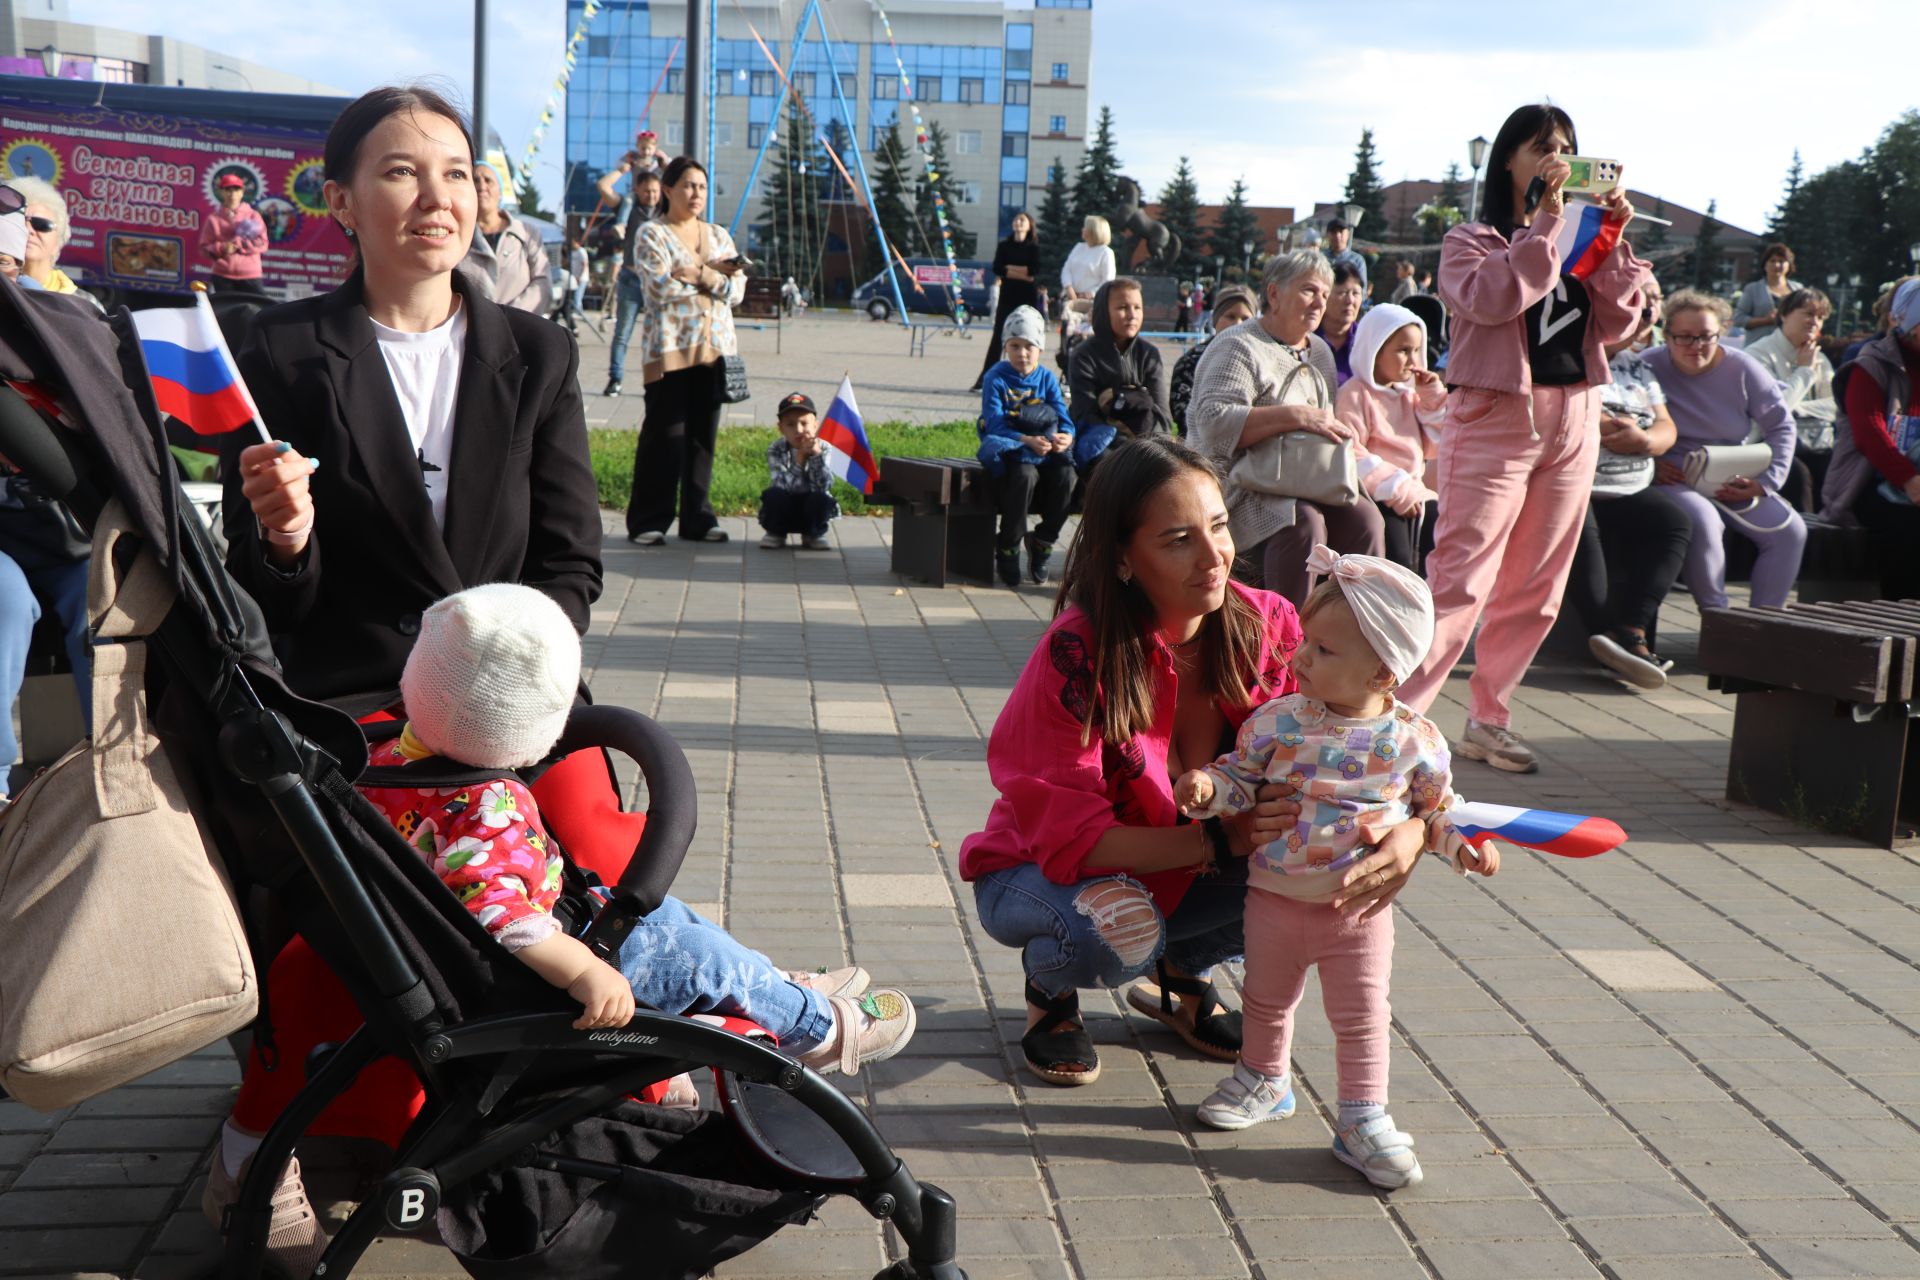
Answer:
[
  {"left": 34, "top": 45, "right": 60, "bottom": 78},
  {"left": 1341, "top": 203, "right": 1365, "bottom": 233},
  {"left": 209, "top": 62, "right": 254, "bottom": 91},
  {"left": 1215, "top": 253, "right": 1225, "bottom": 284},
  {"left": 1242, "top": 239, "right": 1254, "bottom": 275},
  {"left": 1910, "top": 241, "right": 1920, "bottom": 268},
  {"left": 1467, "top": 134, "right": 1490, "bottom": 224}
]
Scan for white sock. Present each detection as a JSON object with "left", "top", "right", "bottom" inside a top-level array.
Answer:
[
  {"left": 219, "top": 1120, "right": 264, "bottom": 1179},
  {"left": 1338, "top": 1100, "right": 1385, "bottom": 1131}
]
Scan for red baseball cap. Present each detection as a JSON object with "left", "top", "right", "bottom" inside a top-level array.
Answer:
[{"left": 216, "top": 174, "right": 246, "bottom": 189}]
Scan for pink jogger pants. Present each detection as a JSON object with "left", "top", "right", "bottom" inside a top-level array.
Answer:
[
  {"left": 1398, "top": 383, "right": 1600, "bottom": 727},
  {"left": 1241, "top": 888, "right": 1395, "bottom": 1105}
]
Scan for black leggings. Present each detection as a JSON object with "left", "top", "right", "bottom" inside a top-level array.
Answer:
[
  {"left": 994, "top": 458, "right": 1074, "bottom": 551},
  {"left": 1565, "top": 486, "right": 1694, "bottom": 636},
  {"left": 1855, "top": 484, "right": 1920, "bottom": 600},
  {"left": 627, "top": 363, "right": 723, "bottom": 539}
]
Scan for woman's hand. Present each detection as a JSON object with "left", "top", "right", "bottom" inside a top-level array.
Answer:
[
  {"left": 710, "top": 257, "right": 745, "bottom": 277},
  {"left": 1599, "top": 416, "right": 1651, "bottom": 456},
  {"left": 1596, "top": 183, "right": 1634, "bottom": 227},
  {"left": 1329, "top": 817, "right": 1425, "bottom": 918},
  {"left": 671, "top": 264, "right": 704, "bottom": 286},
  {"left": 1538, "top": 156, "right": 1572, "bottom": 217},
  {"left": 1281, "top": 405, "right": 1356, "bottom": 443},
  {"left": 1795, "top": 332, "right": 1820, "bottom": 367},
  {"left": 238, "top": 441, "right": 316, "bottom": 563},
  {"left": 1654, "top": 457, "right": 1687, "bottom": 487},
  {"left": 1716, "top": 475, "right": 1763, "bottom": 504},
  {"left": 1221, "top": 780, "right": 1302, "bottom": 856}
]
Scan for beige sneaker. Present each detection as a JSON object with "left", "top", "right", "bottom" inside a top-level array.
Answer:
[
  {"left": 799, "top": 989, "right": 917, "bottom": 1076},
  {"left": 785, "top": 964, "right": 871, "bottom": 999},
  {"left": 660, "top": 1071, "right": 701, "bottom": 1109},
  {"left": 201, "top": 1149, "right": 327, "bottom": 1279},
  {"left": 1455, "top": 719, "right": 1539, "bottom": 774}
]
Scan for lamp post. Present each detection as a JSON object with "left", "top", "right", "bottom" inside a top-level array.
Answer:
[
  {"left": 1849, "top": 272, "right": 1863, "bottom": 332},
  {"left": 1342, "top": 202, "right": 1364, "bottom": 233},
  {"left": 209, "top": 62, "right": 253, "bottom": 91},
  {"left": 1242, "top": 239, "right": 1254, "bottom": 276},
  {"left": 34, "top": 45, "right": 60, "bottom": 78},
  {"left": 1910, "top": 241, "right": 1920, "bottom": 269},
  {"left": 1215, "top": 253, "right": 1225, "bottom": 286},
  {"left": 1467, "top": 134, "right": 1489, "bottom": 224}
]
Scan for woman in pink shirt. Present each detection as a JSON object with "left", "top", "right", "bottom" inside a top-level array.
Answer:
[
  {"left": 198, "top": 173, "right": 268, "bottom": 293},
  {"left": 1396, "top": 104, "right": 1649, "bottom": 775},
  {"left": 960, "top": 436, "right": 1430, "bottom": 1086}
]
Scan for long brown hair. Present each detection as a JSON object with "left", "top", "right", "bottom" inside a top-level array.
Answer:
[{"left": 1054, "top": 436, "right": 1274, "bottom": 747}]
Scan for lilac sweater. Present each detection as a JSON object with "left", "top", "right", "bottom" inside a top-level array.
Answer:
[{"left": 1642, "top": 346, "right": 1795, "bottom": 493}]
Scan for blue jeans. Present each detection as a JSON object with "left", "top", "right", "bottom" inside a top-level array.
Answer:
[
  {"left": 0, "top": 549, "right": 39, "bottom": 771},
  {"left": 612, "top": 894, "right": 833, "bottom": 1052},
  {"left": 972, "top": 856, "right": 1249, "bottom": 999},
  {"left": 608, "top": 269, "right": 646, "bottom": 382}
]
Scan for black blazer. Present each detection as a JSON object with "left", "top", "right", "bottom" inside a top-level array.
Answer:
[{"left": 223, "top": 272, "right": 603, "bottom": 708}]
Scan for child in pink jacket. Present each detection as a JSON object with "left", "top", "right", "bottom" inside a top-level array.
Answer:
[
  {"left": 1394, "top": 104, "right": 1649, "bottom": 775},
  {"left": 1336, "top": 304, "right": 1447, "bottom": 570}
]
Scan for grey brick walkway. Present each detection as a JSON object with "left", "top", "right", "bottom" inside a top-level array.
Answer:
[{"left": 7, "top": 515, "right": 1920, "bottom": 1279}]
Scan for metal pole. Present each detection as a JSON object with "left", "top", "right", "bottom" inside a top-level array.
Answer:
[
  {"left": 706, "top": 0, "right": 718, "bottom": 175},
  {"left": 1468, "top": 165, "right": 1481, "bottom": 224},
  {"left": 816, "top": 22, "right": 909, "bottom": 324},
  {"left": 473, "top": 0, "right": 488, "bottom": 169},
  {"left": 727, "top": 0, "right": 821, "bottom": 238},
  {"left": 683, "top": 0, "right": 703, "bottom": 163}
]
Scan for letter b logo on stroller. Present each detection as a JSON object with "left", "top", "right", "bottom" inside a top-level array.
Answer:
[{"left": 383, "top": 1169, "right": 441, "bottom": 1230}]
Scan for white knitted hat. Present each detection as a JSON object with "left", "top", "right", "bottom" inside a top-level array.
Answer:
[
  {"left": 1002, "top": 304, "right": 1046, "bottom": 350},
  {"left": 400, "top": 583, "right": 581, "bottom": 770}
]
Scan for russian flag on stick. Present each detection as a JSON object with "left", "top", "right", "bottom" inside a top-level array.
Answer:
[
  {"left": 129, "top": 284, "right": 269, "bottom": 443},
  {"left": 1449, "top": 801, "right": 1626, "bottom": 859},
  {"left": 818, "top": 375, "right": 878, "bottom": 496},
  {"left": 1550, "top": 200, "right": 1624, "bottom": 282}
]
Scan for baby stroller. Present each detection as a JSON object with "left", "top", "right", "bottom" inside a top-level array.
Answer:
[{"left": 0, "top": 281, "right": 968, "bottom": 1280}]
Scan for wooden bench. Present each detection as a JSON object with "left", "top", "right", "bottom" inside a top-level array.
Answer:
[
  {"left": 870, "top": 455, "right": 996, "bottom": 588},
  {"left": 1700, "top": 600, "right": 1920, "bottom": 847}
]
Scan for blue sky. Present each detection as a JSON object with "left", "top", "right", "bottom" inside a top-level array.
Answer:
[{"left": 78, "top": 0, "right": 1916, "bottom": 235}]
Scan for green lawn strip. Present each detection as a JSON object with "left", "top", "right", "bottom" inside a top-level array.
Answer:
[{"left": 588, "top": 421, "right": 981, "bottom": 515}]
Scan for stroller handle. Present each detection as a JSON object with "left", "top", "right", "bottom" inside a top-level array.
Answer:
[{"left": 553, "top": 703, "right": 697, "bottom": 927}]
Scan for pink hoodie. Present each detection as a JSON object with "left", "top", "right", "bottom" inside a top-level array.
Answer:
[
  {"left": 1335, "top": 303, "right": 1448, "bottom": 508},
  {"left": 1437, "top": 208, "right": 1649, "bottom": 397}
]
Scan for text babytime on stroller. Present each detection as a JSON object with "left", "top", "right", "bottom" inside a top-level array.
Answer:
[{"left": 0, "top": 277, "right": 968, "bottom": 1279}]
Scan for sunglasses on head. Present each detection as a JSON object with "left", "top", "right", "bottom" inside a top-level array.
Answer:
[{"left": 0, "top": 186, "right": 21, "bottom": 216}]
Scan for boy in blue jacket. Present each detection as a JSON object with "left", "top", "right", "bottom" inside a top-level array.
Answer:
[{"left": 978, "top": 305, "right": 1073, "bottom": 587}]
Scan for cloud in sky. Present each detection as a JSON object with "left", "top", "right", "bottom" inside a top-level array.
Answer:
[{"left": 71, "top": 0, "right": 1915, "bottom": 234}]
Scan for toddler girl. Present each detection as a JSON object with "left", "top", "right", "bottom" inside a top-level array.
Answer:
[
  {"left": 1335, "top": 304, "right": 1448, "bottom": 571},
  {"left": 1175, "top": 546, "right": 1497, "bottom": 1188}
]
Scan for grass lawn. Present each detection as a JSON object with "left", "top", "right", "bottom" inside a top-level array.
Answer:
[{"left": 587, "top": 421, "right": 980, "bottom": 515}]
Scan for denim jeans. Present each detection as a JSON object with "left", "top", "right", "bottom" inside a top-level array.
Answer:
[
  {"left": 608, "top": 268, "right": 646, "bottom": 383},
  {"left": 0, "top": 549, "right": 39, "bottom": 771},
  {"left": 611, "top": 894, "right": 833, "bottom": 1051},
  {"left": 972, "top": 856, "right": 1249, "bottom": 999}
]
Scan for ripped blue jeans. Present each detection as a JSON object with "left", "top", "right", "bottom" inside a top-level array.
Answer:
[{"left": 972, "top": 857, "right": 1249, "bottom": 999}]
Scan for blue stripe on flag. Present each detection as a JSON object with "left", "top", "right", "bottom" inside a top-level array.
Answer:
[{"left": 140, "top": 339, "right": 237, "bottom": 399}]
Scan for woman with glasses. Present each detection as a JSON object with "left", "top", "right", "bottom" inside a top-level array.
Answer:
[
  {"left": 5, "top": 177, "right": 81, "bottom": 296},
  {"left": 1644, "top": 290, "right": 1805, "bottom": 609},
  {"left": 1394, "top": 103, "right": 1650, "bottom": 775}
]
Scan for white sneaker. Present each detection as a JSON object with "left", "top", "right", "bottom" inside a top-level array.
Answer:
[
  {"left": 759, "top": 532, "right": 787, "bottom": 549},
  {"left": 1455, "top": 719, "right": 1539, "bottom": 774},
  {"left": 785, "top": 964, "right": 871, "bottom": 999},
  {"left": 1588, "top": 632, "right": 1667, "bottom": 690},
  {"left": 1333, "top": 1112, "right": 1423, "bottom": 1188},
  {"left": 799, "top": 989, "right": 917, "bottom": 1076},
  {"left": 629, "top": 531, "right": 666, "bottom": 546},
  {"left": 1196, "top": 1061, "right": 1296, "bottom": 1130}
]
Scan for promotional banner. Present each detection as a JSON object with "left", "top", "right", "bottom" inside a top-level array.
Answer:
[{"left": 0, "top": 95, "right": 352, "bottom": 294}]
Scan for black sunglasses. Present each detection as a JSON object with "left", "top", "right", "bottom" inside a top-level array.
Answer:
[
  {"left": 0, "top": 185, "right": 22, "bottom": 216},
  {"left": 25, "top": 215, "right": 54, "bottom": 234}
]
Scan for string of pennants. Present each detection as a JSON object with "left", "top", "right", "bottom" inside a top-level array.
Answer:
[
  {"left": 516, "top": 0, "right": 603, "bottom": 189},
  {"left": 867, "top": 0, "right": 968, "bottom": 322}
]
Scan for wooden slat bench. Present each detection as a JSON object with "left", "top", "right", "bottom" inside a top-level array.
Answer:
[
  {"left": 1700, "top": 600, "right": 1920, "bottom": 847},
  {"left": 870, "top": 455, "right": 995, "bottom": 588}
]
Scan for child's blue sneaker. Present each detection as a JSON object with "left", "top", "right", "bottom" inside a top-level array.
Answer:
[
  {"left": 1332, "top": 1112, "right": 1422, "bottom": 1188},
  {"left": 1196, "top": 1062, "right": 1295, "bottom": 1130}
]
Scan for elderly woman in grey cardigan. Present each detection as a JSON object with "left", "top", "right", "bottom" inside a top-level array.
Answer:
[{"left": 1185, "top": 250, "right": 1385, "bottom": 605}]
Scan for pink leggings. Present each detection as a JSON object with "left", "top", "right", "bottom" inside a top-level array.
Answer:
[{"left": 1240, "top": 888, "right": 1394, "bottom": 1105}]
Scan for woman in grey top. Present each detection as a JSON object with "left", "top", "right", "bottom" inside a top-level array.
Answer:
[
  {"left": 1185, "top": 250, "right": 1384, "bottom": 606},
  {"left": 1731, "top": 243, "right": 1801, "bottom": 343}
]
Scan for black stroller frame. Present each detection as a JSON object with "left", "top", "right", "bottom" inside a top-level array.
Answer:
[{"left": 0, "top": 283, "right": 966, "bottom": 1280}]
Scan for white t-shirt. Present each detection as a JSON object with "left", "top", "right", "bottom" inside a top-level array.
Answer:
[{"left": 371, "top": 299, "right": 468, "bottom": 529}]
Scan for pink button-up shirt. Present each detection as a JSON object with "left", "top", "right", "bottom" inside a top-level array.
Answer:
[{"left": 959, "top": 582, "right": 1302, "bottom": 913}]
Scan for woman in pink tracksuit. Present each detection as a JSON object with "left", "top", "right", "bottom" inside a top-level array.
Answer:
[{"left": 1396, "top": 104, "right": 1650, "bottom": 774}]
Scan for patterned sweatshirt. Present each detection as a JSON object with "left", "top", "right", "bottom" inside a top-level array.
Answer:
[{"left": 635, "top": 219, "right": 748, "bottom": 385}]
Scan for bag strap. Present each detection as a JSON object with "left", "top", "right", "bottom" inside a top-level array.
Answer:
[{"left": 85, "top": 500, "right": 178, "bottom": 818}]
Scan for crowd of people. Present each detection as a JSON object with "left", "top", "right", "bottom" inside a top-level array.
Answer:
[{"left": 8, "top": 80, "right": 1920, "bottom": 1271}]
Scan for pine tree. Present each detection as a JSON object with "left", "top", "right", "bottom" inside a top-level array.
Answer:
[
  {"left": 1342, "top": 127, "right": 1387, "bottom": 233},
  {"left": 1689, "top": 198, "right": 1723, "bottom": 290},
  {"left": 1436, "top": 162, "right": 1465, "bottom": 218},
  {"left": 756, "top": 101, "right": 817, "bottom": 282},
  {"left": 1209, "top": 177, "right": 1261, "bottom": 279},
  {"left": 866, "top": 119, "right": 919, "bottom": 269},
  {"left": 516, "top": 175, "right": 554, "bottom": 222},
  {"left": 1766, "top": 150, "right": 1803, "bottom": 241},
  {"left": 1634, "top": 196, "right": 1672, "bottom": 286},
  {"left": 817, "top": 116, "right": 862, "bottom": 279},
  {"left": 1071, "top": 105, "right": 1122, "bottom": 228},
  {"left": 1036, "top": 159, "right": 1075, "bottom": 289},
  {"left": 1156, "top": 156, "right": 1203, "bottom": 277},
  {"left": 914, "top": 121, "right": 976, "bottom": 259},
  {"left": 1425, "top": 161, "right": 1464, "bottom": 244}
]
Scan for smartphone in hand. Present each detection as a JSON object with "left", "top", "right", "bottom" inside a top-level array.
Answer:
[{"left": 1561, "top": 156, "right": 1622, "bottom": 198}]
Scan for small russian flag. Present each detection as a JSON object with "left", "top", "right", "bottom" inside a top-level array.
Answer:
[
  {"left": 130, "top": 288, "right": 263, "bottom": 439},
  {"left": 817, "top": 374, "right": 878, "bottom": 496},
  {"left": 1449, "top": 800, "right": 1625, "bottom": 859},
  {"left": 1549, "top": 200, "right": 1624, "bottom": 282}
]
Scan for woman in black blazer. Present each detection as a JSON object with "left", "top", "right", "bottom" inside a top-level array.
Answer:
[{"left": 223, "top": 89, "right": 602, "bottom": 713}]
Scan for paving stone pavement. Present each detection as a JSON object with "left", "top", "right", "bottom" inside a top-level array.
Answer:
[{"left": 6, "top": 515, "right": 1920, "bottom": 1279}]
